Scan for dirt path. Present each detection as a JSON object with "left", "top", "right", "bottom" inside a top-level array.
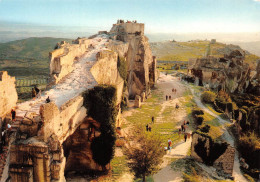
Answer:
[
  {"left": 152, "top": 73, "right": 192, "bottom": 182},
  {"left": 120, "top": 73, "right": 247, "bottom": 182},
  {"left": 153, "top": 139, "right": 192, "bottom": 182},
  {"left": 155, "top": 74, "right": 188, "bottom": 125}
]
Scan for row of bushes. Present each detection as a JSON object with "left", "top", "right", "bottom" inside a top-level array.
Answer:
[
  {"left": 201, "top": 90, "right": 260, "bottom": 135},
  {"left": 192, "top": 108, "right": 204, "bottom": 126}
]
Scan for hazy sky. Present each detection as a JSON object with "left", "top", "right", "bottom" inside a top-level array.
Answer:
[{"left": 0, "top": 0, "right": 260, "bottom": 34}]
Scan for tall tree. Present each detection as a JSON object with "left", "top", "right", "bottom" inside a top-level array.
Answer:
[{"left": 124, "top": 126, "right": 165, "bottom": 182}]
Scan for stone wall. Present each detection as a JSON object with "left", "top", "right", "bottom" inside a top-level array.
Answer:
[
  {"left": 110, "top": 22, "right": 144, "bottom": 35},
  {"left": 38, "top": 95, "right": 87, "bottom": 143},
  {"left": 49, "top": 38, "right": 92, "bottom": 84},
  {"left": 91, "top": 50, "right": 124, "bottom": 104},
  {"left": 191, "top": 133, "right": 235, "bottom": 177},
  {"left": 0, "top": 71, "right": 18, "bottom": 119}
]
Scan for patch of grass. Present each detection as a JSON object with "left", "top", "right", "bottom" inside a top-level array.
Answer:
[
  {"left": 134, "top": 175, "right": 154, "bottom": 182},
  {"left": 110, "top": 156, "right": 128, "bottom": 179}
]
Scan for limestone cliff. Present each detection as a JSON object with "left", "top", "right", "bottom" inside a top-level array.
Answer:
[
  {"left": 0, "top": 71, "right": 18, "bottom": 119},
  {"left": 6, "top": 21, "right": 158, "bottom": 182},
  {"left": 108, "top": 22, "right": 157, "bottom": 98}
]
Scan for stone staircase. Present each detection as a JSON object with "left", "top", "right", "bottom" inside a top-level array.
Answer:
[{"left": 0, "top": 116, "right": 23, "bottom": 180}]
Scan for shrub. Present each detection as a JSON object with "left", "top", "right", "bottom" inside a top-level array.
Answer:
[
  {"left": 192, "top": 109, "right": 204, "bottom": 116},
  {"left": 199, "top": 125, "right": 210, "bottom": 133},
  {"left": 201, "top": 91, "right": 216, "bottom": 103},
  {"left": 238, "top": 132, "right": 260, "bottom": 169},
  {"left": 83, "top": 85, "right": 118, "bottom": 168},
  {"left": 196, "top": 116, "right": 204, "bottom": 125},
  {"left": 117, "top": 56, "right": 127, "bottom": 91}
]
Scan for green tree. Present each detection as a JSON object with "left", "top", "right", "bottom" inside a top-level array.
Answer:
[
  {"left": 83, "top": 85, "right": 118, "bottom": 170},
  {"left": 124, "top": 126, "right": 165, "bottom": 182}
]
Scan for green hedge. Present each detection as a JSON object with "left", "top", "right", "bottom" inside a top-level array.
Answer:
[
  {"left": 83, "top": 85, "right": 118, "bottom": 168},
  {"left": 201, "top": 91, "right": 216, "bottom": 103}
]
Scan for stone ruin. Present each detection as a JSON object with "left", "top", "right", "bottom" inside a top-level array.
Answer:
[
  {"left": 188, "top": 50, "right": 260, "bottom": 95},
  {"left": 109, "top": 21, "right": 158, "bottom": 98},
  {"left": 0, "top": 20, "right": 158, "bottom": 182},
  {"left": 0, "top": 71, "right": 18, "bottom": 119},
  {"left": 191, "top": 133, "right": 235, "bottom": 178},
  {"left": 49, "top": 38, "right": 93, "bottom": 84}
]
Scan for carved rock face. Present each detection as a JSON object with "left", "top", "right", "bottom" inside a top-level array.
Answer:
[
  {"left": 109, "top": 23, "right": 157, "bottom": 99},
  {"left": 63, "top": 118, "right": 105, "bottom": 173}
]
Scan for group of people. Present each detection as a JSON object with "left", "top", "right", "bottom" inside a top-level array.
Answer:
[
  {"left": 145, "top": 116, "right": 155, "bottom": 132},
  {"left": 165, "top": 95, "right": 172, "bottom": 100},
  {"left": 31, "top": 85, "right": 52, "bottom": 103},
  {"left": 0, "top": 109, "right": 16, "bottom": 153},
  {"left": 180, "top": 120, "right": 189, "bottom": 132},
  {"left": 172, "top": 88, "right": 177, "bottom": 94}
]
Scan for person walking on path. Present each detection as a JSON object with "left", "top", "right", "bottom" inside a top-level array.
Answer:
[
  {"left": 11, "top": 109, "right": 16, "bottom": 122},
  {"left": 46, "top": 96, "right": 51, "bottom": 103},
  {"left": 169, "top": 95, "right": 171, "bottom": 100},
  {"left": 184, "top": 133, "right": 187, "bottom": 142},
  {"left": 178, "top": 128, "right": 181, "bottom": 138},
  {"left": 151, "top": 116, "right": 154, "bottom": 123},
  {"left": 176, "top": 103, "right": 179, "bottom": 109},
  {"left": 181, "top": 125, "right": 184, "bottom": 132},
  {"left": 166, "top": 95, "right": 168, "bottom": 101},
  {"left": 146, "top": 124, "right": 149, "bottom": 131},
  {"left": 148, "top": 123, "right": 152, "bottom": 132},
  {"left": 167, "top": 138, "right": 172, "bottom": 153},
  {"left": 32, "top": 88, "right": 37, "bottom": 99}
]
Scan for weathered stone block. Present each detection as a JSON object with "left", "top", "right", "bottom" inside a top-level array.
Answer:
[
  {"left": 134, "top": 95, "right": 141, "bottom": 108},
  {"left": 140, "top": 92, "right": 146, "bottom": 102}
]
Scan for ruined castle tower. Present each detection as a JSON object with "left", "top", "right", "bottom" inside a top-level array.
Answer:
[{"left": 109, "top": 21, "right": 157, "bottom": 98}]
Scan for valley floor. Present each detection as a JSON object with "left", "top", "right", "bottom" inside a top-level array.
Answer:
[{"left": 115, "top": 73, "right": 248, "bottom": 182}]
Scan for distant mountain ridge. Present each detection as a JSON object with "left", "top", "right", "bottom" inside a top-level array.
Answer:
[
  {"left": 150, "top": 40, "right": 260, "bottom": 67},
  {"left": 0, "top": 37, "right": 72, "bottom": 78}
]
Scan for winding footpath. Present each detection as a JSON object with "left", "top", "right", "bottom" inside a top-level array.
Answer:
[{"left": 190, "top": 87, "right": 247, "bottom": 182}]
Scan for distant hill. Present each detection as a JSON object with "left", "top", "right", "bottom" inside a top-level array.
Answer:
[
  {"left": 150, "top": 40, "right": 260, "bottom": 67},
  {"left": 229, "top": 41, "right": 260, "bottom": 57},
  {"left": 0, "top": 37, "right": 72, "bottom": 78}
]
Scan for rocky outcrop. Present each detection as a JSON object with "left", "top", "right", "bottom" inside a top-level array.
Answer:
[
  {"left": 188, "top": 50, "right": 259, "bottom": 95},
  {"left": 191, "top": 133, "right": 235, "bottom": 178},
  {"left": 49, "top": 38, "right": 92, "bottom": 84},
  {"left": 0, "top": 71, "right": 18, "bottom": 119},
  {"left": 91, "top": 50, "right": 124, "bottom": 104},
  {"left": 7, "top": 21, "right": 158, "bottom": 182},
  {"left": 109, "top": 22, "right": 157, "bottom": 98}
]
